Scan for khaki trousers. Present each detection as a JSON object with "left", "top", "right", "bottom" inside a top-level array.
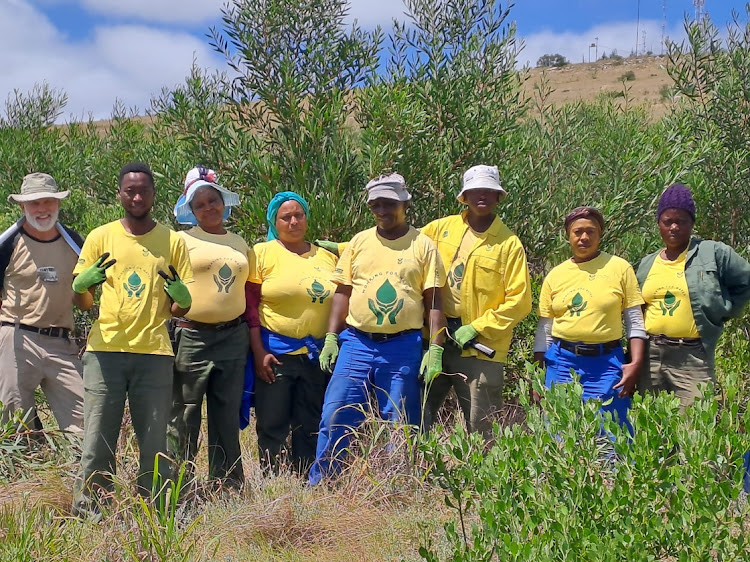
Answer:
[
  {"left": 424, "top": 344, "right": 504, "bottom": 440},
  {"left": 0, "top": 324, "right": 83, "bottom": 432},
  {"left": 639, "top": 337, "right": 714, "bottom": 411}
]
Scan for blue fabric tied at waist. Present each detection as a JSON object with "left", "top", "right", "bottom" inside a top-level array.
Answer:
[
  {"left": 239, "top": 327, "right": 324, "bottom": 430},
  {"left": 260, "top": 327, "right": 324, "bottom": 362}
]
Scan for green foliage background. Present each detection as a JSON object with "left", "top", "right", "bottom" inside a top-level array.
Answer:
[{"left": 1, "top": 1, "right": 749, "bottom": 559}]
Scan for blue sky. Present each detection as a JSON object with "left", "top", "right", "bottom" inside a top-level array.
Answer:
[{"left": 1, "top": 0, "right": 744, "bottom": 120}]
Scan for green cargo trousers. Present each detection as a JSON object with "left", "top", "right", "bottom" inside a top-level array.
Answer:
[
  {"left": 424, "top": 344, "right": 505, "bottom": 441},
  {"left": 72, "top": 351, "right": 173, "bottom": 516},
  {"left": 167, "top": 323, "right": 248, "bottom": 485},
  {"left": 254, "top": 353, "right": 327, "bottom": 474}
]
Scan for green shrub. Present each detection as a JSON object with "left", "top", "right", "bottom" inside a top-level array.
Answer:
[
  {"left": 420, "top": 369, "right": 750, "bottom": 560},
  {"left": 619, "top": 70, "right": 636, "bottom": 81}
]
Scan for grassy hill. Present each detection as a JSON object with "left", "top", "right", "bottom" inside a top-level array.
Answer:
[{"left": 524, "top": 55, "right": 672, "bottom": 119}]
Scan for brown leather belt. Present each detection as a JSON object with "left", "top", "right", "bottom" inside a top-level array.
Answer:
[
  {"left": 175, "top": 317, "right": 244, "bottom": 331},
  {"left": 1, "top": 321, "right": 70, "bottom": 339},
  {"left": 650, "top": 334, "right": 702, "bottom": 347}
]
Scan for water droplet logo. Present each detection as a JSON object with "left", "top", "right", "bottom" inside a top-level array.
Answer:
[
  {"left": 213, "top": 263, "right": 236, "bottom": 293},
  {"left": 567, "top": 292, "right": 588, "bottom": 317},
  {"left": 658, "top": 290, "right": 681, "bottom": 316},
  {"left": 123, "top": 271, "right": 146, "bottom": 298},
  {"left": 306, "top": 279, "right": 331, "bottom": 303},
  {"left": 448, "top": 262, "right": 465, "bottom": 289},
  {"left": 368, "top": 279, "right": 404, "bottom": 325}
]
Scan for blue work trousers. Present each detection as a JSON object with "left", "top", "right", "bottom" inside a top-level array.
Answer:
[
  {"left": 308, "top": 328, "right": 421, "bottom": 485},
  {"left": 544, "top": 341, "right": 633, "bottom": 436}
]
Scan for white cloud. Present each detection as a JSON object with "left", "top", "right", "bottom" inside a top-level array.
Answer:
[
  {"left": 348, "top": 0, "right": 407, "bottom": 28},
  {"left": 518, "top": 20, "right": 687, "bottom": 68},
  {"left": 80, "top": 0, "right": 224, "bottom": 25},
  {"left": 1, "top": 1, "right": 222, "bottom": 121}
]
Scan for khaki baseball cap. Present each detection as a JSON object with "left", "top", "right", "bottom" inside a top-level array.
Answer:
[{"left": 8, "top": 173, "right": 69, "bottom": 203}]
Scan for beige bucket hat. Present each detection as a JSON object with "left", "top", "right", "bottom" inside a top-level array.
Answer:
[{"left": 8, "top": 173, "right": 69, "bottom": 203}]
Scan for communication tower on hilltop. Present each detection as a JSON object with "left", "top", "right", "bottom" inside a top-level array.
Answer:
[
  {"left": 694, "top": 0, "right": 705, "bottom": 21},
  {"left": 662, "top": 0, "right": 666, "bottom": 54}
]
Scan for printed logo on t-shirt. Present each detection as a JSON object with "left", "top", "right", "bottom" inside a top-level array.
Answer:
[
  {"left": 213, "top": 263, "right": 236, "bottom": 293},
  {"left": 306, "top": 279, "right": 330, "bottom": 304},
  {"left": 659, "top": 291, "right": 681, "bottom": 316},
  {"left": 567, "top": 292, "right": 588, "bottom": 316},
  {"left": 123, "top": 271, "right": 146, "bottom": 298},
  {"left": 448, "top": 262, "right": 465, "bottom": 290},
  {"left": 37, "top": 266, "right": 58, "bottom": 283},
  {"left": 368, "top": 279, "right": 404, "bottom": 325}
]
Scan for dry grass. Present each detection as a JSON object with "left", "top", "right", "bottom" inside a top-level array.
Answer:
[{"left": 0, "top": 398, "right": 463, "bottom": 561}]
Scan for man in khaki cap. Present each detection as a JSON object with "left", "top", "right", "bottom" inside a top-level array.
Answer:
[{"left": 0, "top": 172, "right": 86, "bottom": 432}]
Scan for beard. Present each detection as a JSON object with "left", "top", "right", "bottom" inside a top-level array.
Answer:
[{"left": 24, "top": 208, "right": 59, "bottom": 232}]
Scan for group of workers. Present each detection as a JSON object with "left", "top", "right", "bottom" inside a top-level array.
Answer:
[{"left": 0, "top": 161, "right": 749, "bottom": 517}]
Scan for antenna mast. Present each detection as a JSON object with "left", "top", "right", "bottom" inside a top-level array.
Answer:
[
  {"left": 662, "top": 0, "right": 666, "bottom": 54},
  {"left": 694, "top": 0, "right": 705, "bottom": 21}
]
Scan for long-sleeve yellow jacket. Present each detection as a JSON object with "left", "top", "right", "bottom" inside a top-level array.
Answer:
[{"left": 421, "top": 212, "right": 532, "bottom": 362}]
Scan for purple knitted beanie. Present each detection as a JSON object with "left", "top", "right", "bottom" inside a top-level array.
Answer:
[{"left": 657, "top": 184, "right": 695, "bottom": 221}]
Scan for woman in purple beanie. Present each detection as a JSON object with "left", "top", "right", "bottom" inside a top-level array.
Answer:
[
  {"left": 637, "top": 184, "right": 750, "bottom": 492},
  {"left": 636, "top": 184, "right": 750, "bottom": 408}
]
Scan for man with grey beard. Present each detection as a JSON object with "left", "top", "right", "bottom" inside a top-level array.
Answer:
[{"left": 0, "top": 173, "right": 85, "bottom": 432}]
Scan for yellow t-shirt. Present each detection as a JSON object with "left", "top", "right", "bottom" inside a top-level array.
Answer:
[
  {"left": 74, "top": 220, "right": 194, "bottom": 355},
  {"left": 179, "top": 227, "right": 250, "bottom": 324},
  {"left": 539, "top": 252, "right": 644, "bottom": 344},
  {"left": 249, "top": 241, "right": 338, "bottom": 349},
  {"left": 641, "top": 250, "right": 700, "bottom": 338},
  {"left": 334, "top": 226, "right": 446, "bottom": 334},
  {"left": 443, "top": 228, "right": 479, "bottom": 319}
]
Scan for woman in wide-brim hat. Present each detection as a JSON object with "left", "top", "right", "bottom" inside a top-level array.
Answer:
[{"left": 167, "top": 165, "right": 252, "bottom": 487}]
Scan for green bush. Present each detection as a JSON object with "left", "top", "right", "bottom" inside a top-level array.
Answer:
[
  {"left": 420, "top": 368, "right": 750, "bottom": 560},
  {"left": 619, "top": 70, "right": 636, "bottom": 81}
]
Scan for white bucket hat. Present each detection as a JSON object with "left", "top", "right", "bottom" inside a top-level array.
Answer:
[
  {"left": 456, "top": 165, "right": 507, "bottom": 204},
  {"left": 173, "top": 166, "right": 241, "bottom": 226},
  {"left": 365, "top": 173, "right": 412, "bottom": 203}
]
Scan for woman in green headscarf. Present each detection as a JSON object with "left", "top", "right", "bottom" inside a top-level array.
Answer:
[{"left": 247, "top": 191, "right": 338, "bottom": 474}]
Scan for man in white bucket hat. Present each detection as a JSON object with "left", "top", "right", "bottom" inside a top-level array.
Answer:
[
  {"left": 0, "top": 172, "right": 85, "bottom": 433},
  {"left": 422, "top": 164, "right": 530, "bottom": 441}
]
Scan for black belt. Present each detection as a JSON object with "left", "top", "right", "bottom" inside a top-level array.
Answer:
[
  {"left": 175, "top": 317, "right": 244, "bottom": 331},
  {"left": 554, "top": 338, "right": 621, "bottom": 357},
  {"left": 350, "top": 326, "right": 420, "bottom": 343},
  {"left": 650, "top": 334, "right": 702, "bottom": 347},
  {"left": 1, "top": 321, "right": 70, "bottom": 339}
]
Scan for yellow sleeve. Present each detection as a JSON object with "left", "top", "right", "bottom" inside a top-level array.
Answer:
[
  {"left": 419, "top": 219, "right": 440, "bottom": 242},
  {"left": 622, "top": 263, "right": 645, "bottom": 310},
  {"left": 248, "top": 244, "right": 262, "bottom": 284},
  {"left": 471, "top": 238, "right": 532, "bottom": 337},
  {"left": 539, "top": 271, "right": 554, "bottom": 318},
  {"left": 422, "top": 238, "right": 447, "bottom": 290},
  {"left": 73, "top": 228, "right": 101, "bottom": 275},
  {"left": 332, "top": 241, "right": 354, "bottom": 285},
  {"left": 336, "top": 242, "right": 349, "bottom": 256},
  {"left": 172, "top": 235, "right": 194, "bottom": 284}
]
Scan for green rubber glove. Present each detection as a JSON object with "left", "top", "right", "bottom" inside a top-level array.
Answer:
[
  {"left": 420, "top": 344, "right": 444, "bottom": 385},
  {"left": 72, "top": 253, "right": 116, "bottom": 294},
  {"left": 158, "top": 265, "right": 192, "bottom": 309},
  {"left": 319, "top": 332, "right": 339, "bottom": 373},
  {"left": 314, "top": 240, "right": 341, "bottom": 256},
  {"left": 453, "top": 324, "right": 479, "bottom": 348}
]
